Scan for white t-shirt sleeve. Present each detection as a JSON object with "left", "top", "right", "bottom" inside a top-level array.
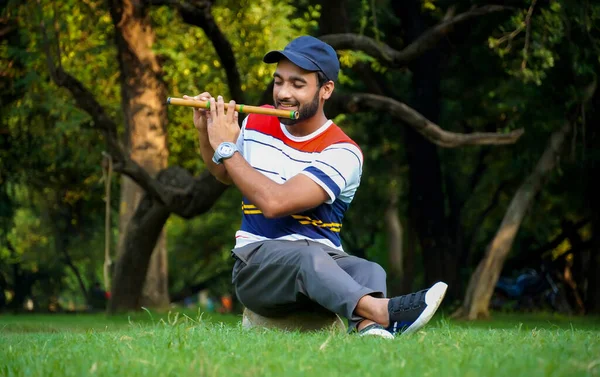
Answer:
[
  {"left": 300, "top": 143, "right": 363, "bottom": 204},
  {"left": 235, "top": 115, "right": 248, "bottom": 156}
]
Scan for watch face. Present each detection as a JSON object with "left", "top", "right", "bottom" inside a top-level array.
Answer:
[{"left": 220, "top": 145, "right": 233, "bottom": 155}]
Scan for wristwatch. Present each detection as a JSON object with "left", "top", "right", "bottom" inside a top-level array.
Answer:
[{"left": 212, "top": 142, "right": 238, "bottom": 164}]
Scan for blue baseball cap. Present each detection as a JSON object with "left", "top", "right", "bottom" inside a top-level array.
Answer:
[{"left": 263, "top": 36, "right": 340, "bottom": 82}]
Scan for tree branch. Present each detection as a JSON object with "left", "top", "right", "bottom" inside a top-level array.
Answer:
[
  {"left": 521, "top": 0, "right": 538, "bottom": 70},
  {"left": 327, "top": 92, "right": 524, "bottom": 147},
  {"left": 47, "top": 67, "right": 193, "bottom": 206},
  {"left": 36, "top": 0, "right": 193, "bottom": 207},
  {"left": 149, "top": 0, "right": 245, "bottom": 102},
  {"left": 320, "top": 5, "right": 511, "bottom": 67}
]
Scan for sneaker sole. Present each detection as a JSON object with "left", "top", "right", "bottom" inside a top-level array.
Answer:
[
  {"left": 360, "top": 327, "right": 395, "bottom": 339},
  {"left": 401, "top": 282, "right": 448, "bottom": 335}
]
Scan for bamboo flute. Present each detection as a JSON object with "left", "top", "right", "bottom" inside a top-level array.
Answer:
[{"left": 166, "top": 97, "right": 299, "bottom": 120}]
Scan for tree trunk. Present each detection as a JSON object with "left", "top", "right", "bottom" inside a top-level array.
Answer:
[
  {"left": 386, "top": 193, "right": 403, "bottom": 277},
  {"left": 587, "top": 251, "right": 600, "bottom": 313},
  {"left": 400, "top": 225, "right": 418, "bottom": 294},
  {"left": 455, "top": 120, "right": 573, "bottom": 320},
  {"left": 385, "top": 179, "right": 404, "bottom": 295},
  {"left": 109, "top": 0, "right": 170, "bottom": 311},
  {"left": 393, "top": 0, "right": 458, "bottom": 298},
  {"left": 109, "top": 194, "right": 170, "bottom": 313},
  {"left": 584, "top": 91, "right": 600, "bottom": 313},
  {"left": 116, "top": 177, "right": 169, "bottom": 310},
  {"left": 140, "top": 229, "right": 169, "bottom": 307}
]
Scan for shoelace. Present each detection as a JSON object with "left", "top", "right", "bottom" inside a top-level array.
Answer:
[{"left": 390, "top": 289, "right": 428, "bottom": 313}]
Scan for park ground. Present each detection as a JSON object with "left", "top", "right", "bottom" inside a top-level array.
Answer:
[{"left": 1, "top": 309, "right": 599, "bottom": 377}]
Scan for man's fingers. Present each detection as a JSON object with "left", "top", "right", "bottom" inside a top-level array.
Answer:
[
  {"left": 209, "top": 97, "right": 216, "bottom": 117},
  {"left": 226, "top": 100, "right": 235, "bottom": 123},
  {"left": 217, "top": 95, "right": 225, "bottom": 119},
  {"left": 193, "top": 92, "right": 210, "bottom": 100}
]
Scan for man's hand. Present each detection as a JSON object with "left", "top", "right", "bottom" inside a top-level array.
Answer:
[
  {"left": 183, "top": 92, "right": 211, "bottom": 131},
  {"left": 207, "top": 95, "right": 240, "bottom": 150},
  {"left": 184, "top": 92, "right": 233, "bottom": 185}
]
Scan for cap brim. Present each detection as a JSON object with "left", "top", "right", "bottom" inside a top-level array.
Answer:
[{"left": 263, "top": 50, "right": 320, "bottom": 72}]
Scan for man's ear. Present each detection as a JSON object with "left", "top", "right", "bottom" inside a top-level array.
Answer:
[{"left": 321, "top": 81, "right": 335, "bottom": 100}]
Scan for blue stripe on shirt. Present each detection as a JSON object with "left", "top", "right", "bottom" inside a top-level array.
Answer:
[
  {"left": 324, "top": 146, "right": 362, "bottom": 174},
  {"left": 254, "top": 166, "right": 280, "bottom": 176},
  {"left": 315, "top": 160, "right": 347, "bottom": 186},
  {"left": 244, "top": 138, "right": 311, "bottom": 163},
  {"left": 303, "top": 166, "right": 341, "bottom": 198}
]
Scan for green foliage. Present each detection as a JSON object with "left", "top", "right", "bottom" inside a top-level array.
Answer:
[
  {"left": 458, "top": 0, "right": 600, "bottom": 263},
  {"left": 487, "top": 0, "right": 599, "bottom": 86},
  {"left": 0, "top": 0, "right": 122, "bottom": 303}
]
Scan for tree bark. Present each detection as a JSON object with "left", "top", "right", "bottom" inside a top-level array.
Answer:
[
  {"left": 386, "top": 190, "right": 403, "bottom": 276},
  {"left": 584, "top": 89, "right": 600, "bottom": 313},
  {"left": 318, "top": 0, "right": 350, "bottom": 36},
  {"left": 402, "top": 225, "right": 418, "bottom": 294},
  {"left": 454, "top": 119, "right": 574, "bottom": 320},
  {"left": 109, "top": 194, "right": 170, "bottom": 312},
  {"left": 109, "top": 0, "right": 170, "bottom": 310},
  {"left": 393, "top": 0, "right": 460, "bottom": 299},
  {"left": 385, "top": 180, "right": 404, "bottom": 295},
  {"left": 587, "top": 250, "right": 600, "bottom": 313}
]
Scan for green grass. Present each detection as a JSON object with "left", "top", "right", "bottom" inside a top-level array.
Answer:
[{"left": 1, "top": 310, "right": 599, "bottom": 377}]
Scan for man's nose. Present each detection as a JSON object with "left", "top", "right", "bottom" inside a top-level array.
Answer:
[{"left": 276, "top": 83, "right": 292, "bottom": 101}]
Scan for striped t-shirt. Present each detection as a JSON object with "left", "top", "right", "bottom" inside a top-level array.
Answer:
[{"left": 233, "top": 106, "right": 363, "bottom": 251}]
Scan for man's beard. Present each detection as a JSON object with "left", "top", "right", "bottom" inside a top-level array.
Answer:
[{"left": 277, "top": 90, "right": 320, "bottom": 126}]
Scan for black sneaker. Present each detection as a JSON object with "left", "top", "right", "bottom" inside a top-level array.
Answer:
[
  {"left": 386, "top": 281, "right": 448, "bottom": 336},
  {"left": 359, "top": 323, "right": 394, "bottom": 339}
]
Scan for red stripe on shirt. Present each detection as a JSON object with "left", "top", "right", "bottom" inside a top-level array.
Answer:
[{"left": 245, "top": 105, "right": 362, "bottom": 155}]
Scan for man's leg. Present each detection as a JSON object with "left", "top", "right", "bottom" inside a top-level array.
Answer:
[
  {"left": 232, "top": 240, "right": 381, "bottom": 323},
  {"left": 232, "top": 240, "right": 448, "bottom": 336},
  {"left": 333, "top": 254, "right": 387, "bottom": 331}
]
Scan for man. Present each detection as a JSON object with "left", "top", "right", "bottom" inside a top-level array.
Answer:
[{"left": 184, "top": 35, "right": 447, "bottom": 339}]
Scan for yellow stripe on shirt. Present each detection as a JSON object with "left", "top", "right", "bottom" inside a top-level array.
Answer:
[
  {"left": 295, "top": 216, "right": 342, "bottom": 232},
  {"left": 243, "top": 205, "right": 341, "bottom": 232}
]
